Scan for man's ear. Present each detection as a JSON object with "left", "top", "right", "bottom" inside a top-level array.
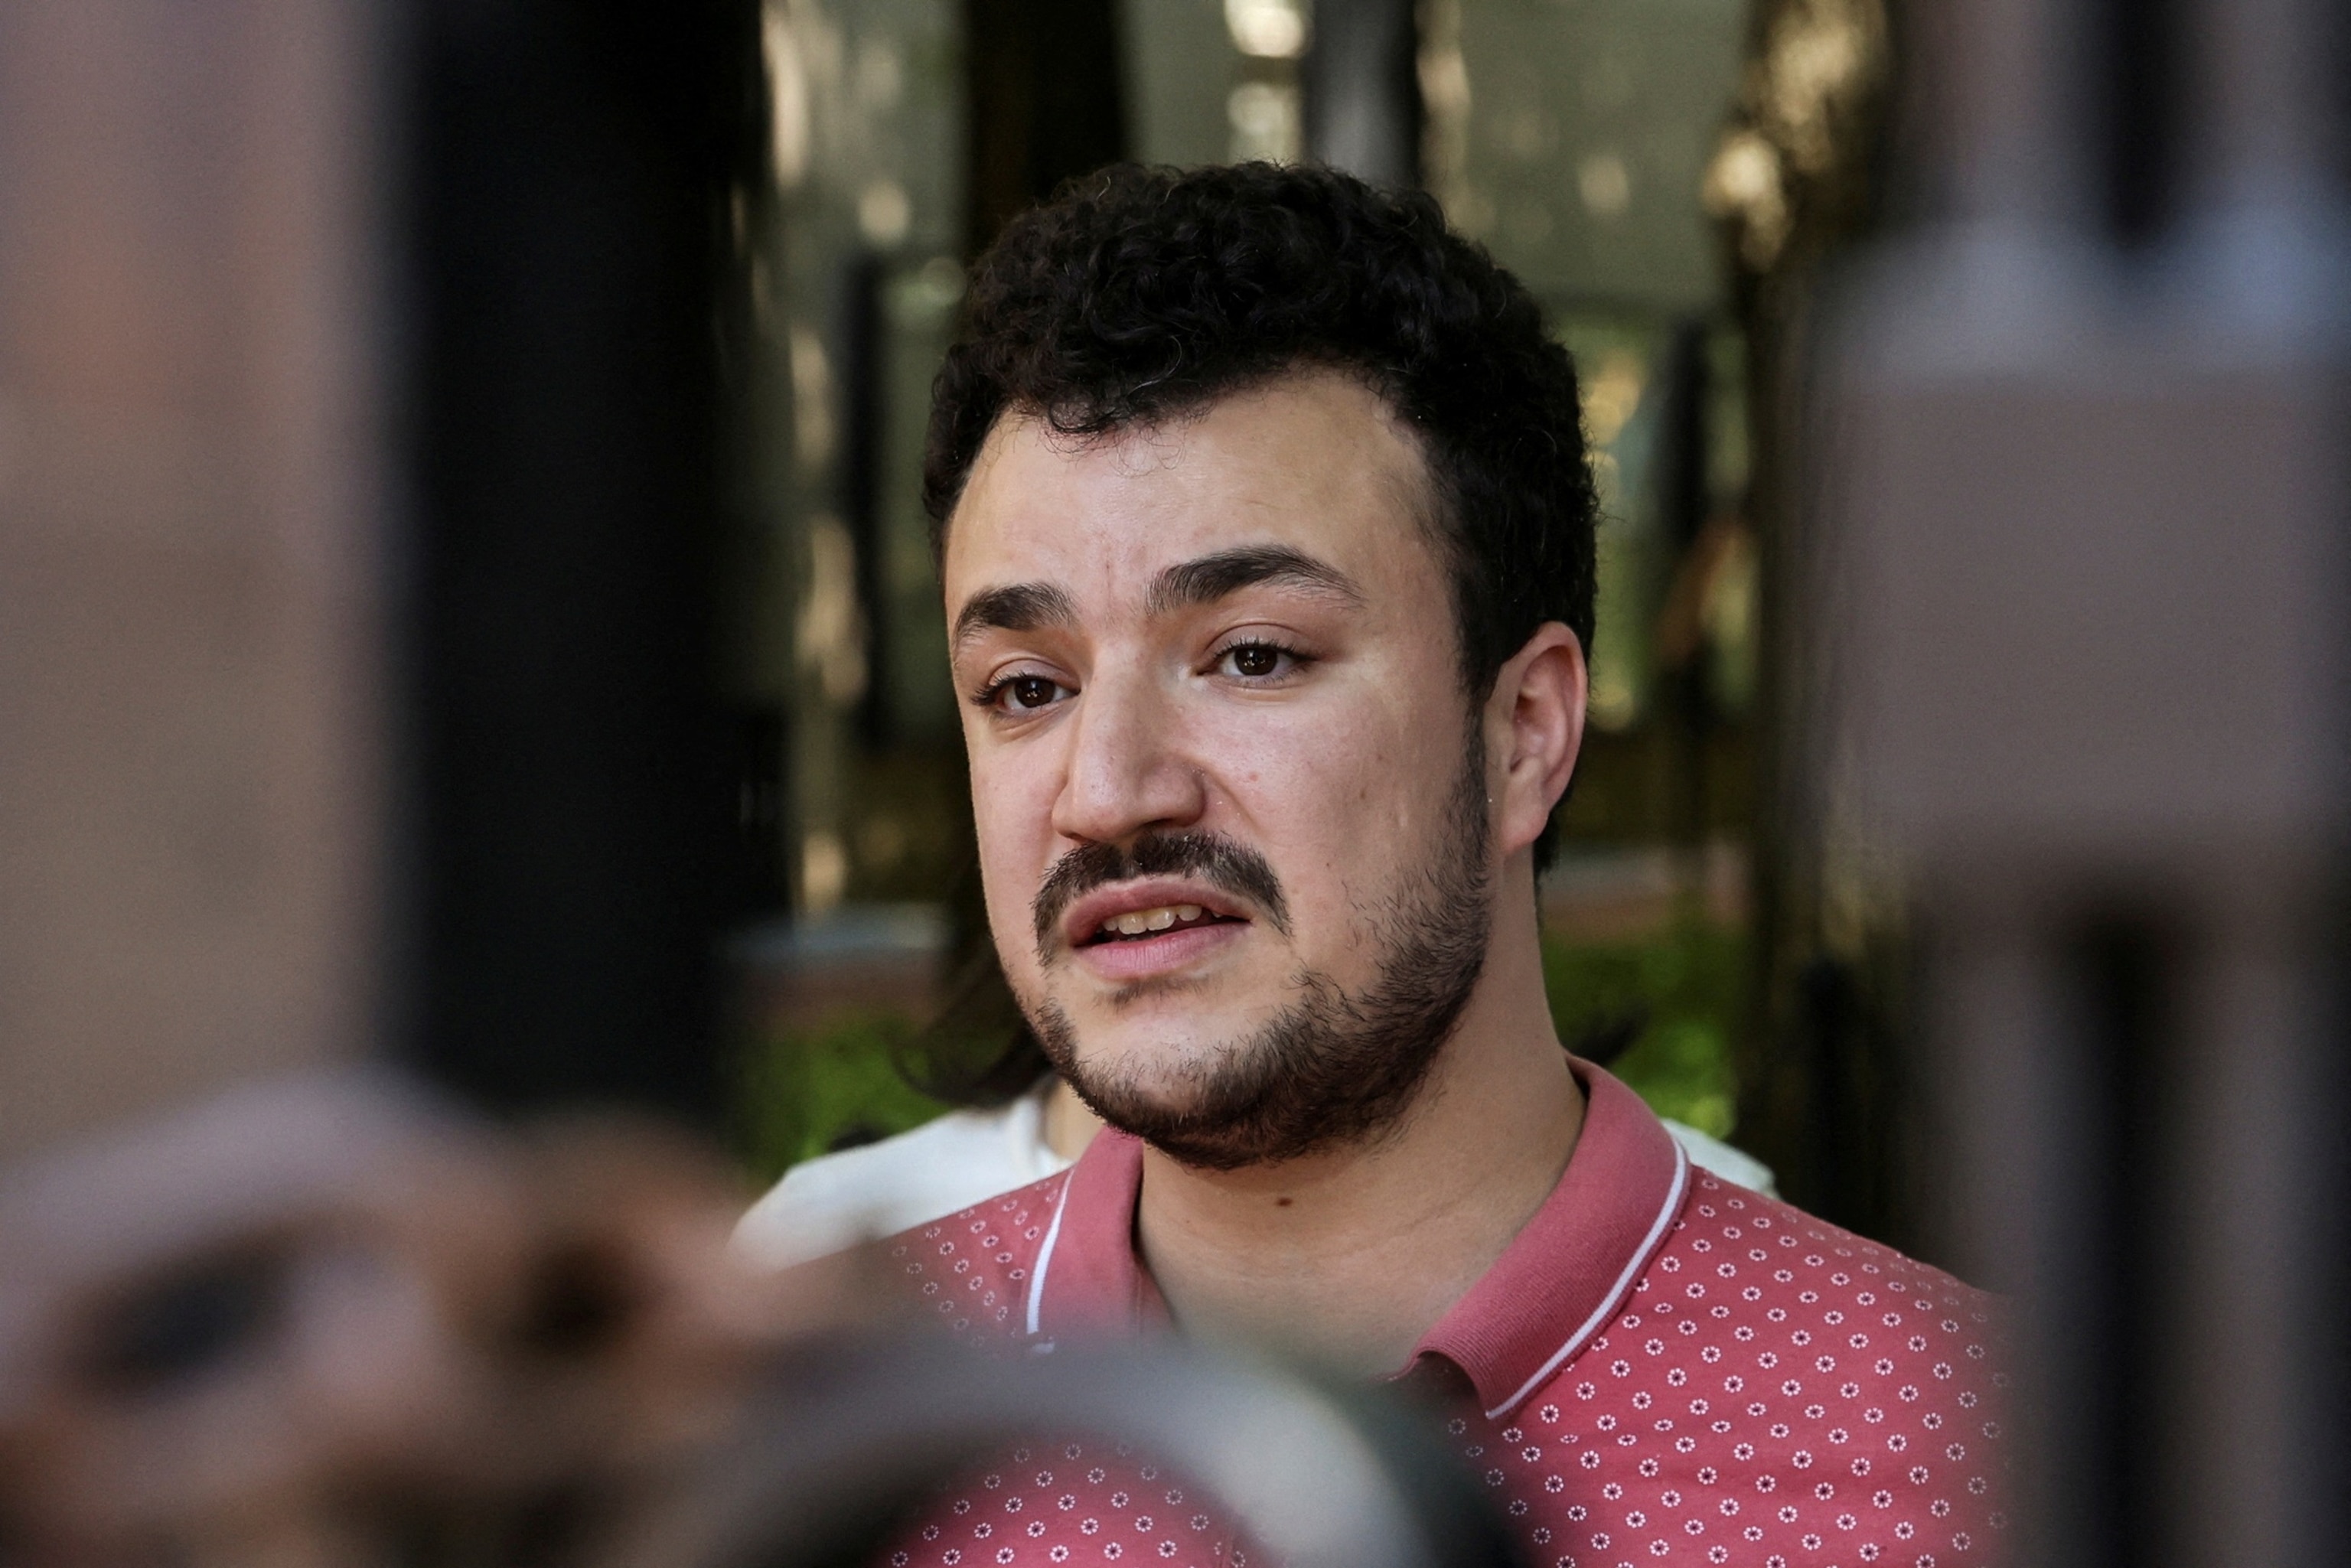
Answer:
[{"left": 1488, "top": 622, "right": 1586, "bottom": 857}]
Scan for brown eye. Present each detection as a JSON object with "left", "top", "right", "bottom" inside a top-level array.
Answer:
[
  {"left": 1007, "top": 676, "right": 1062, "bottom": 709},
  {"left": 1226, "top": 644, "right": 1282, "bottom": 678}
]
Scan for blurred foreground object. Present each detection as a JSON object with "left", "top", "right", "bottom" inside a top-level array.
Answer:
[
  {"left": 0, "top": 1074, "right": 1516, "bottom": 1568},
  {"left": 1812, "top": 0, "right": 2349, "bottom": 1563},
  {"left": 0, "top": 0, "right": 759, "bottom": 1157},
  {"left": 0, "top": 0, "right": 388, "bottom": 1162},
  {"left": 611, "top": 1336, "right": 1518, "bottom": 1568},
  {"left": 0, "top": 1073, "right": 791, "bottom": 1567}
]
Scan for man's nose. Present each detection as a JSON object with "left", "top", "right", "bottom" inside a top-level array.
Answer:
[{"left": 1049, "top": 660, "right": 1206, "bottom": 846}]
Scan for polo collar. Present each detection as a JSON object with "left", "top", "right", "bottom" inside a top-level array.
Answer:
[
  {"left": 1021, "top": 1117, "right": 1162, "bottom": 1342},
  {"left": 1023, "top": 1061, "right": 1690, "bottom": 1419},
  {"left": 1408, "top": 1061, "right": 1689, "bottom": 1416}
]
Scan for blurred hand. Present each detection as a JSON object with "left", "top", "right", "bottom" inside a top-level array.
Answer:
[{"left": 0, "top": 1073, "right": 827, "bottom": 1568}]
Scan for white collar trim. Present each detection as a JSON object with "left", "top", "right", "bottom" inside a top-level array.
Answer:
[
  {"left": 1483, "top": 1140, "right": 1690, "bottom": 1420},
  {"left": 1024, "top": 1168, "right": 1075, "bottom": 1338}
]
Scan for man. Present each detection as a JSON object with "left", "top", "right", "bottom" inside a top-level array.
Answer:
[{"left": 881, "top": 164, "right": 2006, "bottom": 1566}]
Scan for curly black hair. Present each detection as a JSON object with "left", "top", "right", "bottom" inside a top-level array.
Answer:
[{"left": 924, "top": 160, "right": 1598, "bottom": 865}]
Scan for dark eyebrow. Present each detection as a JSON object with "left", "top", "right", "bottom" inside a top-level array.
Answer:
[
  {"left": 952, "top": 582, "right": 1078, "bottom": 652},
  {"left": 1144, "top": 546, "right": 1365, "bottom": 617}
]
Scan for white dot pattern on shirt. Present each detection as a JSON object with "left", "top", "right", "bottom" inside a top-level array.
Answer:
[
  {"left": 896, "top": 1182, "right": 1058, "bottom": 1336},
  {"left": 883, "top": 1443, "right": 1241, "bottom": 1568},
  {"left": 882, "top": 1174, "right": 2009, "bottom": 1567}
]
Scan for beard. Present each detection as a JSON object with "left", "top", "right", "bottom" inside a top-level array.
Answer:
[{"left": 1019, "top": 726, "right": 1495, "bottom": 1171}]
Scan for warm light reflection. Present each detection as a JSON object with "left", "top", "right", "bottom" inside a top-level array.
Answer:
[
  {"left": 801, "top": 829, "right": 849, "bottom": 911},
  {"left": 797, "top": 515, "right": 868, "bottom": 709},
  {"left": 1581, "top": 350, "right": 1647, "bottom": 447},
  {"left": 858, "top": 179, "right": 911, "bottom": 246},
  {"left": 787, "top": 323, "right": 834, "bottom": 468},
  {"left": 1704, "top": 0, "right": 1881, "bottom": 272},
  {"left": 1228, "top": 82, "right": 1302, "bottom": 164},
  {"left": 1576, "top": 151, "right": 1632, "bottom": 219},
  {"left": 1416, "top": 0, "right": 1474, "bottom": 233},
  {"left": 1763, "top": 0, "right": 1866, "bottom": 175},
  {"left": 1224, "top": 0, "right": 1308, "bottom": 60},
  {"left": 1704, "top": 129, "right": 1789, "bottom": 268},
  {"left": 761, "top": 5, "right": 810, "bottom": 188}
]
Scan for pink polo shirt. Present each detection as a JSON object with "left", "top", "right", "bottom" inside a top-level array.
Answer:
[{"left": 881, "top": 1062, "right": 2011, "bottom": 1568}]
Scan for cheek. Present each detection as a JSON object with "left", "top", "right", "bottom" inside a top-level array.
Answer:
[
  {"left": 1214, "top": 686, "right": 1447, "bottom": 817},
  {"left": 1202, "top": 688, "right": 1459, "bottom": 887},
  {"left": 966, "top": 734, "right": 1063, "bottom": 960}
]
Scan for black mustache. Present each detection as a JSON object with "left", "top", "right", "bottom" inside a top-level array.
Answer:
[{"left": 1032, "top": 832, "right": 1291, "bottom": 956}]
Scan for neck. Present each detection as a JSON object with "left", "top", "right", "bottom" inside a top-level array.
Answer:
[{"left": 1132, "top": 870, "right": 1583, "bottom": 1377}]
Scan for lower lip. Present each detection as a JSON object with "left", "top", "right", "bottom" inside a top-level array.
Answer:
[{"left": 1071, "top": 921, "right": 1246, "bottom": 982}]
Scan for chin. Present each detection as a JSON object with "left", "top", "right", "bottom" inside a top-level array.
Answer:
[
  {"left": 1058, "top": 1016, "right": 1232, "bottom": 1093},
  {"left": 1032, "top": 996, "right": 1220, "bottom": 1099}
]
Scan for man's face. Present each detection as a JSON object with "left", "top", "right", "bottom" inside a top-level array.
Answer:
[{"left": 943, "top": 372, "right": 1498, "bottom": 1163}]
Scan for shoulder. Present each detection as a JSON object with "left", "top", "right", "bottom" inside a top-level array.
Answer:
[
  {"left": 1658, "top": 1171, "right": 2000, "bottom": 1333},
  {"left": 1497, "top": 1173, "right": 2012, "bottom": 1563},
  {"left": 1624, "top": 1171, "right": 2010, "bottom": 1488},
  {"left": 1659, "top": 1117, "right": 1779, "bottom": 1196},
  {"left": 878, "top": 1167, "right": 1074, "bottom": 1341},
  {"left": 734, "top": 1102, "right": 1057, "bottom": 1270}
]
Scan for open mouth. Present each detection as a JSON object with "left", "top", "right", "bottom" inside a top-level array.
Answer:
[{"left": 1078, "top": 903, "right": 1247, "bottom": 946}]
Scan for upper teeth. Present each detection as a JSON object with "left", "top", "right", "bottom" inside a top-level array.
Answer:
[{"left": 1104, "top": 903, "right": 1204, "bottom": 937}]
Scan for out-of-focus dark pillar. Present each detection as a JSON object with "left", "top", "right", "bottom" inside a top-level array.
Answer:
[
  {"left": 1708, "top": 0, "right": 1896, "bottom": 1243},
  {"left": 964, "top": 0, "right": 1127, "bottom": 251},
  {"left": 401, "top": 1, "right": 764, "bottom": 1125},
  {"left": 1300, "top": 0, "right": 1420, "bottom": 187}
]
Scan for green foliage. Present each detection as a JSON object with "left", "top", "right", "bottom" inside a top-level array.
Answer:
[
  {"left": 735, "top": 918, "right": 1752, "bottom": 1180},
  {"left": 1543, "top": 918, "right": 1748, "bottom": 1138},
  {"left": 737, "top": 1009, "right": 951, "bottom": 1182}
]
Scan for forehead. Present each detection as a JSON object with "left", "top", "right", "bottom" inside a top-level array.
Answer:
[{"left": 942, "top": 371, "right": 1440, "bottom": 606}]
